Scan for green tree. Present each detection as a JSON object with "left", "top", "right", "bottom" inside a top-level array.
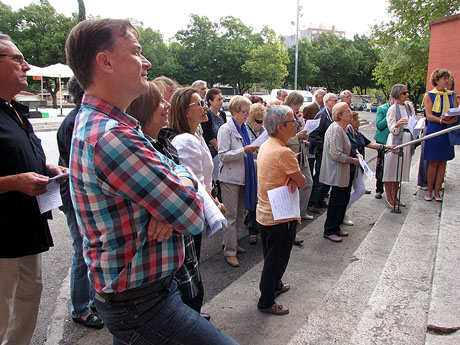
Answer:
[
  {"left": 0, "top": 2, "right": 17, "bottom": 35},
  {"left": 137, "top": 26, "right": 172, "bottom": 80},
  {"left": 285, "top": 37, "right": 319, "bottom": 90},
  {"left": 175, "top": 14, "right": 219, "bottom": 86},
  {"left": 308, "top": 32, "right": 362, "bottom": 93},
  {"left": 77, "top": 0, "right": 86, "bottom": 22},
  {"left": 215, "top": 16, "right": 262, "bottom": 94},
  {"left": 242, "top": 28, "right": 289, "bottom": 91},
  {"left": 372, "top": 0, "right": 460, "bottom": 104},
  {"left": 351, "top": 34, "right": 380, "bottom": 95}
]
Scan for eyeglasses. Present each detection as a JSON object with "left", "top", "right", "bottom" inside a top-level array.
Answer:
[
  {"left": 284, "top": 119, "right": 298, "bottom": 125},
  {"left": 254, "top": 119, "right": 263, "bottom": 124},
  {"left": 402, "top": 91, "right": 409, "bottom": 95},
  {"left": 188, "top": 99, "right": 206, "bottom": 108},
  {"left": 328, "top": 98, "right": 338, "bottom": 103},
  {"left": 0, "top": 54, "right": 26, "bottom": 65}
]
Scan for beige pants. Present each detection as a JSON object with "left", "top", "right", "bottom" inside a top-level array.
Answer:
[
  {"left": 0, "top": 254, "right": 42, "bottom": 345},
  {"left": 220, "top": 182, "right": 245, "bottom": 257}
]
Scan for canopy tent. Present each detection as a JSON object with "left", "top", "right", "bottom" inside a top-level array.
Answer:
[{"left": 26, "top": 63, "right": 74, "bottom": 114}]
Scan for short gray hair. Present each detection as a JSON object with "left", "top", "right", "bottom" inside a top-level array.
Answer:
[
  {"left": 323, "top": 93, "right": 337, "bottom": 102},
  {"left": 284, "top": 91, "right": 304, "bottom": 108},
  {"left": 0, "top": 33, "right": 12, "bottom": 51},
  {"left": 191, "top": 80, "right": 206, "bottom": 89},
  {"left": 339, "top": 90, "right": 352, "bottom": 100},
  {"left": 314, "top": 88, "right": 326, "bottom": 96},
  {"left": 390, "top": 84, "right": 407, "bottom": 100},
  {"left": 264, "top": 105, "right": 293, "bottom": 136},
  {"left": 276, "top": 89, "right": 286, "bottom": 97}
]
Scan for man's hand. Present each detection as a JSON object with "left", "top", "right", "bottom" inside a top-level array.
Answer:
[
  {"left": 47, "top": 164, "right": 69, "bottom": 184},
  {"left": 12, "top": 172, "right": 49, "bottom": 196},
  {"left": 147, "top": 218, "right": 174, "bottom": 242}
]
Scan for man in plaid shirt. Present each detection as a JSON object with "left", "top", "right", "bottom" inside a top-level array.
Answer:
[{"left": 65, "top": 19, "right": 238, "bottom": 345}]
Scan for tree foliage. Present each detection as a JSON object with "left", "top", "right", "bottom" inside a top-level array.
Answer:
[
  {"left": 77, "top": 0, "right": 86, "bottom": 22},
  {"left": 285, "top": 37, "right": 319, "bottom": 90},
  {"left": 242, "top": 29, "right": 289, "bottom": 91},
  {"left": 307, "top": 32, "right": 363, "bottom": 93},
  {"left": 372, "top": 0, "right": 460, "bottom": 103}
]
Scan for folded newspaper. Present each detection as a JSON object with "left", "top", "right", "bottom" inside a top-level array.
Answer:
[{"left": 186, "top": 167, "right": 227, "bottom": 239}]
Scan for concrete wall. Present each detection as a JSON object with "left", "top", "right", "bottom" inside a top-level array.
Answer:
[{"left": 427, "top": 13, "right": 460, "bottom": 99}]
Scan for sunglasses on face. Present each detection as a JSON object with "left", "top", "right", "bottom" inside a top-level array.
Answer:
[
  {"left": 254, "top": 119, "right": 263, "bottom": 124},
  {"left": 188, "top": 99, "right": 206, "bottom": 108},
  {"left": 402, "top": 91, "right": 409, "bottom": 95}
]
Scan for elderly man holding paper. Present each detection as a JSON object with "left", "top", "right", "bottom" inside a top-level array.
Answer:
[{"left": 256, "top": 105, "right": 306, "bottom": 315}]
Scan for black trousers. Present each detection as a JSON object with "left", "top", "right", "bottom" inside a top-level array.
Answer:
[
  {"left": 323, "top": 182, "right": 352, "bottom": 236},
  {"left": 309, "top": 154, "right": 330, "bottom": 206},
  {"left": 375, "top": 148, "right": 385, "bottom": 194},
  {"left": 257, "top": 220, "right": 297, "bottom": 309}
]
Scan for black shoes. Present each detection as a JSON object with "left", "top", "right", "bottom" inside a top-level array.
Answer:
[
  {"left": 72, "top": 313, "right": 104, "bottom": 329},
  {"left": 294, "top": 237, "right": 304, "bottom": 245}
]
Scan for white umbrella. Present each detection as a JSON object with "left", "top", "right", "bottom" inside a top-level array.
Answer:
[
  {"left": 40, "top": 63, "right": 74, "bottom": 114},
  {"left": 26, "top": 65, "right": 45, "bottom": 100}
]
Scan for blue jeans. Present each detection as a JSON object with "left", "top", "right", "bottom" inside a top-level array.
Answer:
[
  {"left": 94, "top": 280, "right": 239, "bottom": 345},
  {"left": 64, "top": 206, "right": 94, "bottom": 318}
]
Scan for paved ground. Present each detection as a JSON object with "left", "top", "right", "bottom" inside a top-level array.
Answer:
[{"left": 26, "top": 108, "right": 459, "bottom": 344}]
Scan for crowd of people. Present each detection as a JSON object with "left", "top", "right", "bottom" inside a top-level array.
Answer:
[{"left": 1, "top": 17, "right": 458, "bottom": 345}]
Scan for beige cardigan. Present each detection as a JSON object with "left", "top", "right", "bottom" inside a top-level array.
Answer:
[{"left": 319, "top": 121, "right": 351, "bottom": 187}]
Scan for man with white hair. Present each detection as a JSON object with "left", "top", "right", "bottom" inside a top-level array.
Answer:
[
  {"left": 303, "top": 88, "right": 326, "bottom": 120},
  {"left": 0, "top": 33, "right": 68, "bottom": 344},
  {"left": 192, "top": 79, "right": 207, "bottom": 99},
  {"left": 308, "top": 93, "right": 338, "bottom": 213},
  {"left": 339, "top": 89, "right": 353, "bottom": 108},
  {"left": 276, "top": 89, "right": 288, "bottom": 103}
]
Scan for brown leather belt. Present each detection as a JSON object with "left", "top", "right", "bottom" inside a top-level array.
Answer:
[{"left": 95, "top": 275, "right": 173, "bottom": 303}]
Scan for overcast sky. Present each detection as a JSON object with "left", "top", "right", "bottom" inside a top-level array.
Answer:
[{"left": 4, "top": 0, "right": 391, "bottom": 40}]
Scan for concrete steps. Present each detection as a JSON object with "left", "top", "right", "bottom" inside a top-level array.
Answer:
[{"left": 288, "top": 147, "right": 460, "bottom": 345}]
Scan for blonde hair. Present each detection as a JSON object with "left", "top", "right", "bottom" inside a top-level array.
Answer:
[
  {"left": 332, "top": 102, "right": 350, "bottom": 121},
  {"left": 228, "top": 95, "right": 252, "bottom": 114},
  {"left": 267, "top": 99, "right": 283, "bottom": 106},
  {"left": 247, "top": 103, "right": 266, "bottom": 125}
]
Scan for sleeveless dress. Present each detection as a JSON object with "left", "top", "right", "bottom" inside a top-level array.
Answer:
[{"left": 424, "top": 92, "right": 455, "bottom": 161}]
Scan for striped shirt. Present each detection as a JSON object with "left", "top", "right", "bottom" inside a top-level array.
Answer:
[{"left": 69, "top": 94, "right": 204, "bottom": 293}]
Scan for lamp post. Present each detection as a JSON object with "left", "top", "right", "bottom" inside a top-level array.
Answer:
[{"left": 294, "top": 0, "right": 300, "bottom": 90}]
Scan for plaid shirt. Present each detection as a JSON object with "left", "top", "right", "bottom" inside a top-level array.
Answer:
[{"left": 69, "top": 94, "right": 204, "bottom": 293}]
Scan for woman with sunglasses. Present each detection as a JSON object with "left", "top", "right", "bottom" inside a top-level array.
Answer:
[
  {"left": 168, "top": 88, "right": 223, "bottom": 262},
  {"left": 383, "top": 84, "right": 416, "bottom": 208},
  {"left": 245, "top": 103, "right": 266, "bottom": 244},
  {"left": 217, "top": 96, "right": 259, "bottom": 267}
]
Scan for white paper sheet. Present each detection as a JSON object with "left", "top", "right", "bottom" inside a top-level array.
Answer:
[
  {"left": 445, "top": 107, "right": 460, "bottom": 117},
  {"left": 267, "top": 186, "right": 300, "bottom": 221},
  {"left": 186, "top": 168, "right": 227, "bottom": 239},
  {"left": 252, "top": 130, "right": 269, "bottom": 147},
  {"left": 304, "top": 119, "right": 320, "bottom": 134},
  {"left": 36, "top": 179, "right": 63, "bottom": 214},
  {"left": 407, "top": 115, "right": 418, "bottom": 138},
  {"left": 358, "top": 156, "right": 374, "bottom": 180}
]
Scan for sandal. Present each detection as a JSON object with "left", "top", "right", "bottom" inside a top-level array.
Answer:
[{"left": 258, "top": 303, "right": 289, "bottom": 315}]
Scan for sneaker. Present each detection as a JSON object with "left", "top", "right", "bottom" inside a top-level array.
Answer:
[{"left": 301, "top": 213, "right": 314, "bottom": 220}]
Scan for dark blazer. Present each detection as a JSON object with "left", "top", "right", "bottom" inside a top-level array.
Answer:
[
  {"left": 309, "top": 107, "right": 333, "bottom": 157},
  {"left": 303, "top": 102, "right": 321, "bottom": 120}
]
